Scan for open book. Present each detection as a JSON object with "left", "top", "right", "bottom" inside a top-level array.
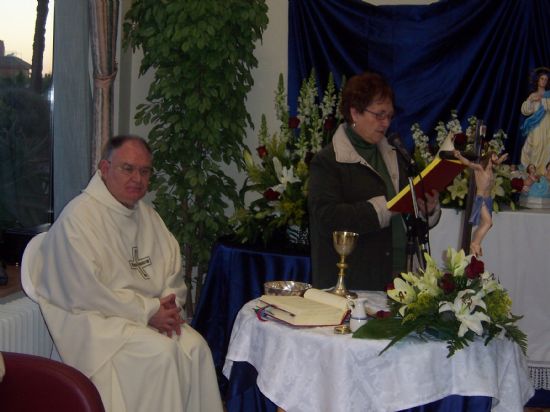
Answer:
[
  {"left": 259, "top": 288, "right": 349, "bottom": 326},
  {"left": 387, "top": 156, "right": 465, "bottom": 213}
]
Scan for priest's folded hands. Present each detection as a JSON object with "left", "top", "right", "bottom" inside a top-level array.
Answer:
[{"left": 148, "top": 293, "right": 186, "bottom": 337}]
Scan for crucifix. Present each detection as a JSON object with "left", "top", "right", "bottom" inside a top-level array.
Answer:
[
  {"left": 459, "top": 120, "right": 485, "bottom": 254},
  {"left": 129, "top": 246, "right": 152, "bottom": 279}
]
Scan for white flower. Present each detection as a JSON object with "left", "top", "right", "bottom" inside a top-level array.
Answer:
[
  {"left": 445, "top": 110, "right": 462, "bottom": 135},
  {"left": 444, "top": 248, "right": 469, "bottom": 277},
  {"left": 387, "top": 278, "right": 417, "bottom": 317},
  {"left": 435, "top": 121, "right": 449, "bottom": 146},
  {"left": 400, "top": 271, "right": 420, "bottom": 286},
  {"left": 491, "top": 176, "right": 505, "bottom": 198},
  {"left": 480, "top": 271, "right": 502, "bottom": 295},
  {"left": 488, "top": 129, "right": 507, "bottom": 154},
  {"left": 411, "top": 123, "right": 433, "bottom": 166},
  {"left": 272, "top": 157, "right": 299, "bottom": 192},
  {"left": 413, "top": 254, "right": 443, "bottom": 296},
  {"left": 446, "top": 174, "right": 469, "bottom": 201},
  {"left": 439, "top": 289, "right": 490, "bottom": 337}
]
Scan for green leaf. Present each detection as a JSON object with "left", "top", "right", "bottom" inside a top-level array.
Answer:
[{"left": 353, "top": 317, "right": 404, "bottom": 340}]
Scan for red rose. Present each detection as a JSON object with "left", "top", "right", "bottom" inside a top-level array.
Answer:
[
  {"left": 288, "top": 116, "right": 300, "bottom": 129},
  {"left": 453, "top": 132, "right": 467, "bottom": 147},
  {"left": 439, "top": 272, "right": 456, "bottom": 294},
  {"left": 465, "top": 256, "right": 484, "bottom": 279},
  {"left": 256, "top": 145, "right": 268, "bottom": 159},
  {"left": 376, "top": 310, "right": 392, "bottom": 319},
  {"left": 324, "top": 115, "right": 336, "bottom": 131},
  {"left": 263, "top": 188, "right": 280, "bottom": 201},
  {"left": 511, "top": 177, "right": 524, "bottom": 192}
]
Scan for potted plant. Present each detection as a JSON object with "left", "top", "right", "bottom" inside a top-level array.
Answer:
[{"left": 123, "top": 0, "right": 268, "bottom": 314}]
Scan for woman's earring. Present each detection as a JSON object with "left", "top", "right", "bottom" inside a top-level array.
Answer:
[{"left": 352, "top": 122, "right": 356, "bottom": 128}]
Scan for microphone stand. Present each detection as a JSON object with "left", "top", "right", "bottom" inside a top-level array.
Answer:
[{"left": 401, "top": 159, "right": 430, "bottom": 271}]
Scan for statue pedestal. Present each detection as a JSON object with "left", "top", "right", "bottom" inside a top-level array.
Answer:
[
  {"left": 520, "top": 195, "right": 550, "bottom": 209},
  {"left": 520, "top": 176, "right": 550, "bottom": 209}
]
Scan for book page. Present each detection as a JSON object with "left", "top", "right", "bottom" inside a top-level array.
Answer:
[{"left": 303, "top": 288, "right": 348, "bottom": 310}]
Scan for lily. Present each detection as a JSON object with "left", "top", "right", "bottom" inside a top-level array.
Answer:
[
  {"left": 388, "top": 278, "right": 416, "bottom": 317},
  {"left": 480, "top": 271, "right": 501, "bottom": 295},
  {"left": 272, "top": 157, "right": 300, "bottom": 192},
  {"left": 447, "top": 176, "right": 468, "bottom": 201},
  {"left": 439, "top": 289, "right": 490, "bottom": 337},
  {"left": 491, "top": 176, "right": 505, "bottom": 198},
  {"left": 416, "top": 254, "right": 443, "bottom": 296},
  {"left": 444, "top": 247, "right": 468, "bottom": 277}
]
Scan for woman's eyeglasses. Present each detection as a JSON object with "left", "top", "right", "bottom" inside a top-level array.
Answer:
[{"left": 364, "top": 108, "right": 393, "bottom": 122}]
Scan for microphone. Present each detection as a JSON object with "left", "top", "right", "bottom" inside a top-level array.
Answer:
[{"left": 387, "top": 133, "right": 415, "bottom": 166}]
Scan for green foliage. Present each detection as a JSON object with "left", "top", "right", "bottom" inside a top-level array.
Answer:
[{"left": 123, "top": 0, "right": 268, "bottom": 311}]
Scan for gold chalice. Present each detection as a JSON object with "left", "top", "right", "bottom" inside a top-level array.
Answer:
[{"left": 330, "top": 231, "right": 359, "bottom": 299}]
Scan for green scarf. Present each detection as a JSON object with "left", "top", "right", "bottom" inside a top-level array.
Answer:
[{"left": 345, "top": 126, "right": 406, "bottom": 273}]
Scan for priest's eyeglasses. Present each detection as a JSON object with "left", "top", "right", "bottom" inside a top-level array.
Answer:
[
  {"left": 108, "top": 161, "right": 153, "bottom": 178},
  {"left": 364, "top": 108, "right": 393, "bottom": 122}
]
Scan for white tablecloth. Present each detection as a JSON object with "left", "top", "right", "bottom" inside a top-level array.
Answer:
[
  {"left": 430, "top": 208, "right": 550, "bottom": 389},
  {"left": 223, "top": 296, "right": 534, "bottom": 412}
]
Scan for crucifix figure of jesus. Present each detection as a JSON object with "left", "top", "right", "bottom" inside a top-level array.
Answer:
[{"left": 453, "top": 150, "right": 508, "bottom": 257}]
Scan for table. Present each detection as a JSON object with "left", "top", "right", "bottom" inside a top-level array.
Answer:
[
  {"left": 429, "top": 208, "right": 550, "bottom": 390},
  {"left": 223, "top": 297, "right": 534, "bottom": 412},
  {"left": 191, "top": 240, "right": 312, "bottom": 394}
]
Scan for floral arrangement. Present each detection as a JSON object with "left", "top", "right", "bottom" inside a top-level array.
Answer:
[
  {"left": 230, "top": 71, "right": 343, "bottom": 246},
  {"left": 354, "top": 248, "right": 527, "bottom": 358},
  {"left": 411, "top": 110, "right": 520, "bottom": 211}
]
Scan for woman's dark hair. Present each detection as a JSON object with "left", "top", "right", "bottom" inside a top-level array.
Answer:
[
  {"left": 101, "top": 135, "right": 152, "bottom": 161},
  {"left": 339, "top": 71, "right": 394, "bottom": 124}
]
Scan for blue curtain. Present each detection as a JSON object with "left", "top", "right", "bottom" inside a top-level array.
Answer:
[{"left": 288, "top": 0, "right": 550, "bottom": 162}]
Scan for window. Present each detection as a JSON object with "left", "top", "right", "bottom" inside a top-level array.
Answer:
[{"left": 0, "top": 0, "right": 54, "bottom": 263}]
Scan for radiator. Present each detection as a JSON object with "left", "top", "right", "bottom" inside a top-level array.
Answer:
[{"left": 0, "top": 296, "right": 55, "bottom": 358}]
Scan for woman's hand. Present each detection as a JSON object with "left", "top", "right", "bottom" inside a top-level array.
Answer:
[
  {"left": 530, "top": 92, "right": 542, "bottom": 102},
  {"left": 417, "top": 190, "right": 440, "bottom": 216}
]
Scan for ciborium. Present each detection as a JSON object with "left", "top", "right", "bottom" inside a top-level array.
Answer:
[{"left": 330, "top": 231, "right": 359, "bottom": 299}]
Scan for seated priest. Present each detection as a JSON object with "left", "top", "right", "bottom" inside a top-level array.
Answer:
[
  {"left": 29, "top": 135, "right": 223, "bottom": 412},
  {"left": 308, "top": 71, "right": 441, "bottom": 291}
]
